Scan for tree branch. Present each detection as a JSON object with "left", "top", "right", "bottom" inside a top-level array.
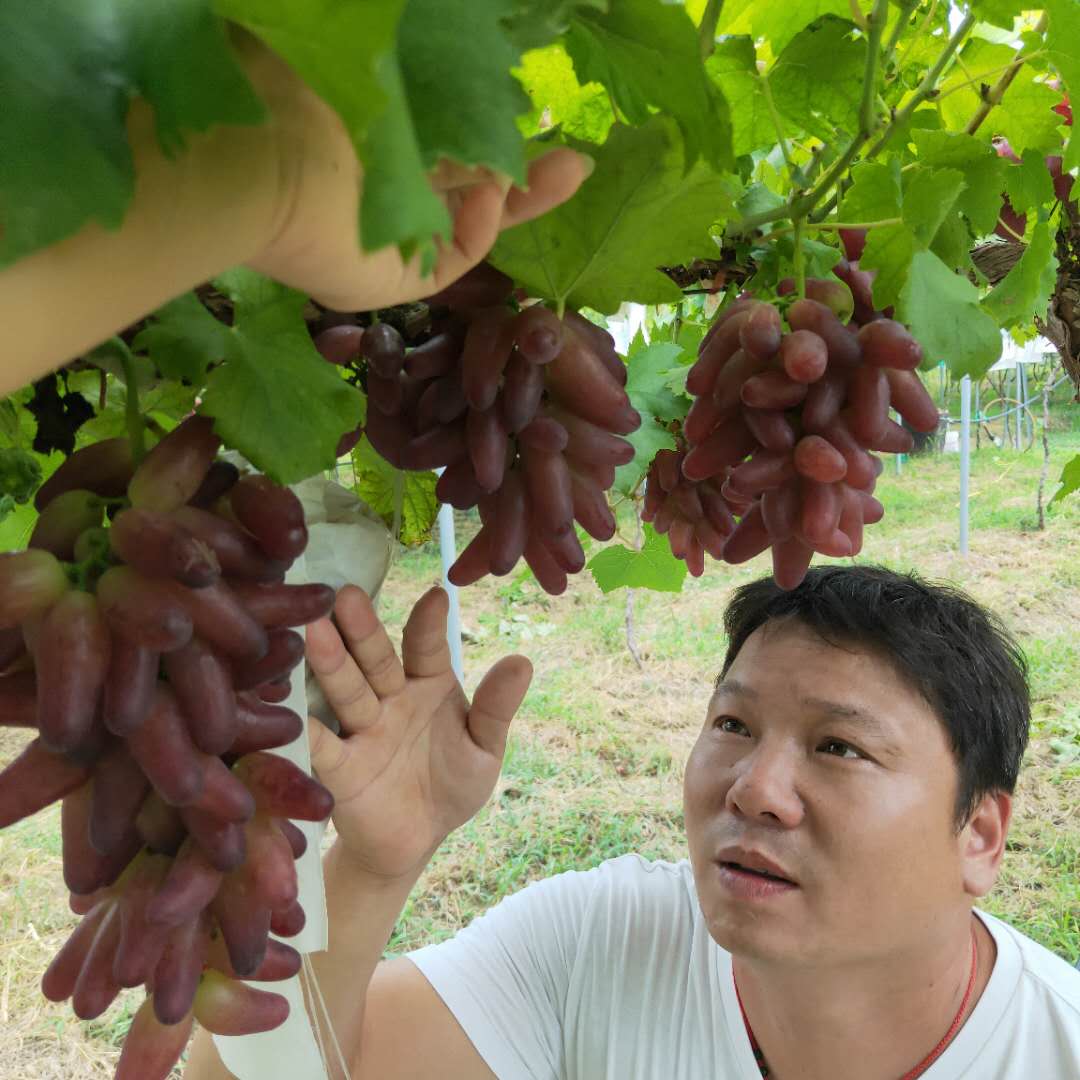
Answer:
[
  {"left": 699, "top": 0, "right": 724, "bottom": 62},
  {"left": 965, "top": 12, "right": 1049, "bottom": 136},
  {"left": 810, "top": 11, "right": 976, "bottom": 223},
  {"left": 732, "top": 6, "right": 972, "bottom": 236},
  {"left": 860, "top": 0, "right": 889, "bottom": 137},
  {"left": 880, "top": 0, "right": 921, "bottom": 69}
]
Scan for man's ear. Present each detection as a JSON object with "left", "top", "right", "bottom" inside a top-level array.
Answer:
[{"left": 960, "top": 791, "right": 1011, "bottom": 899}]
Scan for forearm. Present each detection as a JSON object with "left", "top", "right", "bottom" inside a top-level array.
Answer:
[
  {"left": 184, "top": 837, "right": 426, "bottom": 1079},
  {"left": 306, "top": 839, "right": 426, "bottom": 1067},
  {"left": 0, "top": 39, "right": 288, "bottom": 398}
]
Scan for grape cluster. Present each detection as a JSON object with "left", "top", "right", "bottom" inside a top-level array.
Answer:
[
  {"left": 316, "top": 265, "right": 640, "bottom": 596},
  {"left": 0, "top": 417, "right": 336, "bottom": 1078},
  {"left": 648, "top": 286, "right": 938, "bottom": 589}
]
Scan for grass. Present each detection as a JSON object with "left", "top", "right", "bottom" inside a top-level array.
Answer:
[{"left": 1, "top": 402, "right": 1078, "bottom": 1076}]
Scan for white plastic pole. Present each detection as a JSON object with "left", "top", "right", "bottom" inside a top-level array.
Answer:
[
  {"left": 959, "top": 375, "right": 971, "bottom": 555},
  {"left": 437, "top": 498, "right": 464, "bottom": 682}
]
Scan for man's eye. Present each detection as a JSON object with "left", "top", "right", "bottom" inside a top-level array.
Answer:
[
  {"left": 713, "top": 719, "right": 863, "bottom": 760},
  {"left": 712, "top": 716, "right": 743, "bottom": 734},
  {"left": 820, "top": 739, "right": 862, "bottom": 760}
]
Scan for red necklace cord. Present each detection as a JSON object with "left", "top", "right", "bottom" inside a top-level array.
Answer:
[{"left": 734, "top": 924, "right": 979, "bottom": 1080}]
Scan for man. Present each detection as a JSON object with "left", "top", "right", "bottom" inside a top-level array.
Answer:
[{"left": 187, "top": 565, "right": 1080, "bottom": 1079}]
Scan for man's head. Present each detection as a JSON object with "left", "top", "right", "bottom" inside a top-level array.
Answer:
[{"left": 683, "top": 565, "right": 1029, "bottom": 969}]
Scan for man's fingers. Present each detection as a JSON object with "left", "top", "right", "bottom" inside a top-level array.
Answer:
[
  {"left": 333, "top": 586, "right": 407, "bottom": 700},
  {"left": 466, "top": 655, "right": 533, "bottom": 760},
  {"left": 308, "top": 715, "right": 349, "bottom": 782},
  {"left": 305, "top": 615, "right": 383, "bottom": 735},
  {"left": 500, "top": 148, "right": 594, "bottom": 229},
  {"left": 429, "top": 159, "right": 510, "bottom": 195},
  {"left": 402, "top": 586, "right": 453, "bottom": 679},
  {"left": 434, "top": 178, "right": 509, "bottom": 285}
]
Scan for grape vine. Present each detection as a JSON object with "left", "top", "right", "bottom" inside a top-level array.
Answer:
[{"left": 1, "top": 2, "right": 1079, "bottom": 1075}]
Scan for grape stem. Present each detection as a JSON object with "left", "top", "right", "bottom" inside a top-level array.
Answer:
[
  {"left": 698, "top": 0, "right": 724, "bottom": 62},
  {"left": 767, "top": 216, "right": 902, "bottom": 239},
  {"left": 625, "top": 500, "right": 645, "bottom": 671},
  {"left": 858, "top": 0, "right": 889, "bottom": 141},
  {"left": 880, "top": 0, "right": 921, "bottom": 70},
  {"left": 760, "top": 69, "right": 795, "bottom": 172},
  {"left": 731, "top": 9, "right": 974, "bottom": 235},
  {"left": 810, "top": 11, "right": 976, "bottom": 224},
  {"left": 793, "top": 218, "right": 806, "bottom": 300},
  {"left": 937, "top": 52, "right": 1047, "bottom": 106},
  {"left": 117, "top": 345, "right": 147, "bottom": 466},
  {"left": 965, "top": 12, "right": 1049, "bottom": 136}
]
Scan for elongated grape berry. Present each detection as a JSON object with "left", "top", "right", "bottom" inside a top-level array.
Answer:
[
  {"left": 128, "top": 416, "right": 221, "bottom": 513},
  {"left": 361, "top": 323, "right": 406, "bottom": 378},
  {"left": 0, "top": 549, "right": 70, "bottom": 629}
]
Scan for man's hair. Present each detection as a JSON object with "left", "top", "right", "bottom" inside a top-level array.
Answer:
[{"left": 721, "top": 565, "right": 1030, "bottom": 834}]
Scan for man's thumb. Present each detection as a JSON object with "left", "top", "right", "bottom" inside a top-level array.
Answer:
[
  {"left": 308, "top": 716, "right": 343, "bottom": 778},
  {"left": 467, "top": 655, "right": 532, "bottom": 760}
]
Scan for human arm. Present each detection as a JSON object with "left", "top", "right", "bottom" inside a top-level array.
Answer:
[
  {"left": 183, "top": 585, "right": 530, "bottom": 1078},
  {"left": 0, "top": 32, "right": 592, "bottom": 397}
]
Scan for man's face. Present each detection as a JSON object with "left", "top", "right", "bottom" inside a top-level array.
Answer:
[{"left": 683, "top": 620, "right": 978, "bottom": 969}]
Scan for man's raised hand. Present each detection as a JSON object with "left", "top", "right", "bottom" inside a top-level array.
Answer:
[{"left": 305, "top": 585, "right": 532, "bottom": 882}]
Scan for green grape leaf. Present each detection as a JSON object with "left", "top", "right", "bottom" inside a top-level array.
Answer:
[
  {"left": 614, "top": 421, "right": 677, "bottom": 500},
  {"left": 125, "top": 0, "right": 265, "bottom": 158},
  {"left": 930, "top": 213, "right": 974, "bottom": 273},
  {"left": 705, "top": 37, "right": 771, "bottom": 159},
  {"left": 0, "top": 3, "right": 133, "bottom": 264},
  {"left": 716, "top": 0, "right": 869, "bottom": 55},
  {"left": 515, "top": 44, "right": 615, "bottom": 142},
  {"left": 936, "top": 39, "right": 1014, "bottom": 130},
  {"left": 0, "top": 398, "right": 29, "bottom": 447},
  {"left": 625, "top": 342, "right": 687, "bottom": 422},
  {"left": 611, "top": 336, "right": 688, "bottom": 506},
  {"left": 838, "top": 160, "right": 903, "bottom": 224},
  {"left": 992, "top": 73, "right": 1067, "bottom": 156},
  {"left": 502, "top": 0, "right": 608, "bottom": 52},
  {"left": 0, "top": 0, "right": 269, "bottom": 265},
  {"left": 1050, "top": 453, "right": 1080, "bottom": 505},
  {"left": 737, "top": 183, "right": 785, "bottom": 222},
  {"left": 769, "top": 16, "right": 867, "bottom": 144},
  {"left": 0, "top": 497, "right": 37, "bottom": 550},
  {"left": 76, "top": 374, "right": 199, "bottom": 445},
  {"left": 1003, "top": 149, "right": 1055, "bottom": 214},
  {"left": 0, "top": 448, "right": 43, "bottom": 505},
  {"left": 898, "top": 251, "right": 1002, "bottom": 378},
  {"left": 214, "top": 0, "right": 399, "bottom": 139},
  {"left": 201, "top": 269, "right": 366, "bottom": 484},
  {"left": 983, "top": 220, "right": 1058, "bottom": 329},
  {"left": 399, "top": 0, "right": 530, "bottom": 182},
  {"left": 936, "top": 40, "right": 1061, "bottom": 155},
  {"left": 490, "top": 119, "right": 738, "bottom": 313},
  {"left": 674, "top": 321, "right": 706, "bottom": 360},
  {"left": 133, "top": 292, "right": 231, "bottom": 384},
  {"left": 902, "top": 167, "right": 966, "bottom": 247},
  {"left": 1044, "top": 0, "right": 1080, "bottom": 170},
  {"left": 351, "top": 437, "right": 438, "bottom": 545},
  {"left": 970, "top": 1, "right": 1026, "bottom": 30},
  {"left": 860, "top": 223, "right": 915, "bottom": 309},
  {"left": 565, "top": 0, "right": 733, "bottom": 170},
  {"left": 213, "top": 0, "right": 431, "bottom": 260},
  {"left": 360, "top": 49, "right": 451, "bottom": 269},
  {"left": 911, "top": 131, "right": 1006, "bottom": 235},
  {"left": 588, "top": 523, "right": 687, "bottom": 593},
  {"left": 856, "top": 164, "right": 966, "bottom": 308}
]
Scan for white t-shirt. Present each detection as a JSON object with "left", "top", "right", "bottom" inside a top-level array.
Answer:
[{"left": 406, "top": 853, "right": 1080, "bottom": 1080}]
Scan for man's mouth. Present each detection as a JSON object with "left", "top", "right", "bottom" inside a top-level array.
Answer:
[{"left": 721, "top": 861, "right": 794, "bottom": 885}]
